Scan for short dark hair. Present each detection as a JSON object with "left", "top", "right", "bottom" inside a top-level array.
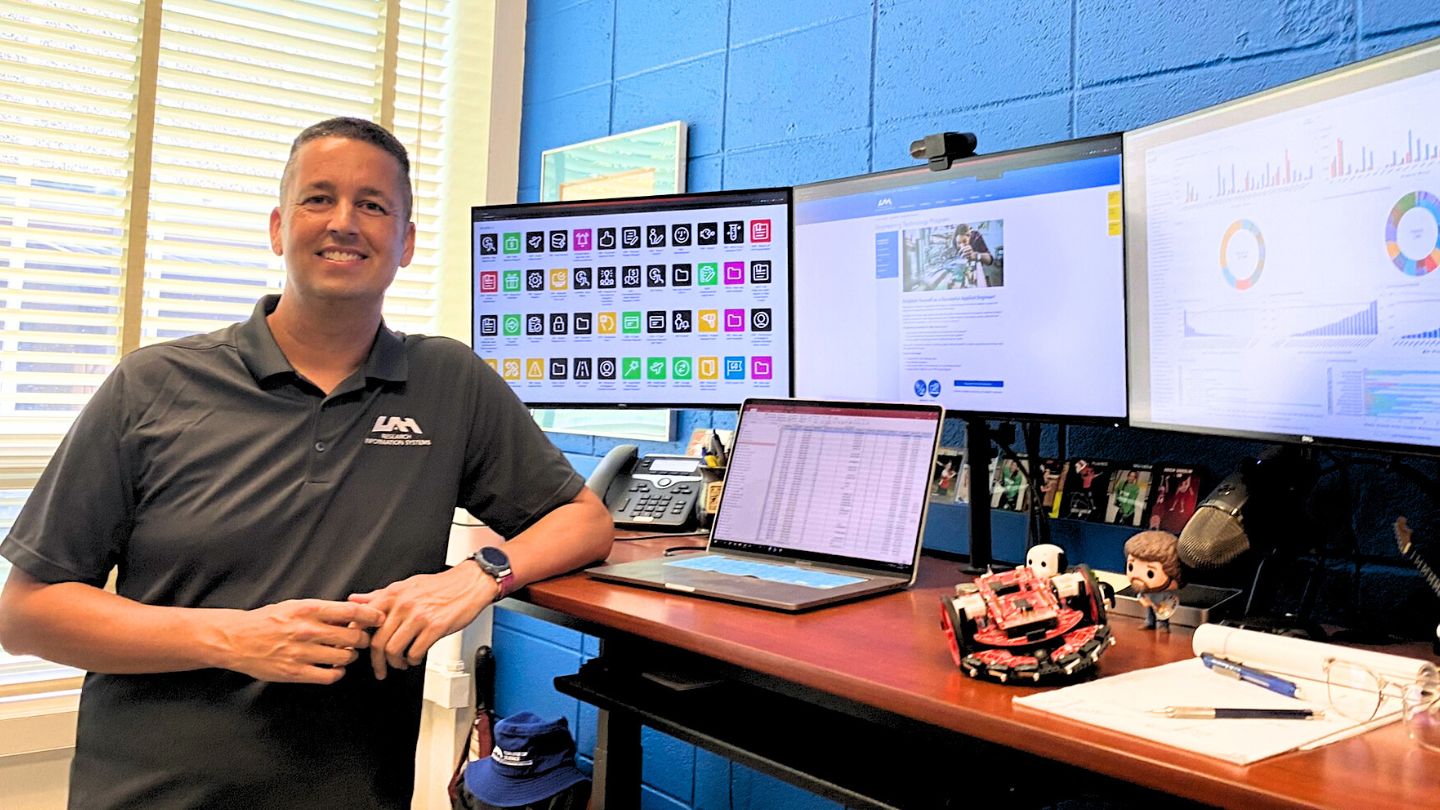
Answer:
[{"left": 280, "top": 117, "right": 412, "bottom": 217}]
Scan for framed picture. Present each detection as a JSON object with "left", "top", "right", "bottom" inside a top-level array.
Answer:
[
  {"left": 540, "top": 121, "right": 687, "bottom": 203},
  {"left": 1104, "top": 463, "right": 1154, "bottom": 527},
  {"left": 533, "top": 122, "right": 688, "bottom": 442},
  {"left": 931, "top": 448, "right": 965, "bottom": 503}
]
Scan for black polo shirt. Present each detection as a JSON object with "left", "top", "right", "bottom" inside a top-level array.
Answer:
[{"left": 2, "top": 295, "right": 583, "bottom": 809}]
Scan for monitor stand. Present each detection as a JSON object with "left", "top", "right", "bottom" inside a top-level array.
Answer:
[{"left": 960, "top": 417, "right": 992, "bottom": 574}]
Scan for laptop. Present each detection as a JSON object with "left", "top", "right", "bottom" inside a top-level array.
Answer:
[{"left": 587, "top": 398, "right": 944, "bottom": 611}]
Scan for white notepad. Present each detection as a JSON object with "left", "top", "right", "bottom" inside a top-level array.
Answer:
[{"left": 1013, "top": 624, "right": 1432, "bottom": 765}]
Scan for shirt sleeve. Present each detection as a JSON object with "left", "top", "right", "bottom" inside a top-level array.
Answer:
[
  {"left": 1, "top": 365, "right": 136, "bottom": 586},
  {"left": 455, "top": 354, "right": 584, "bottom": 538}
]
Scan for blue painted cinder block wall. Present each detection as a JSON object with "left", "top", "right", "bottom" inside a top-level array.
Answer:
[{"left": 498, "top": 3, "right": 1440, "bottom": 808}]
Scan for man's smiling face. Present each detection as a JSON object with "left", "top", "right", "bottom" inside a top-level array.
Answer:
[{"left": 269, "top": 136, "right": 415, "bottom": 308}]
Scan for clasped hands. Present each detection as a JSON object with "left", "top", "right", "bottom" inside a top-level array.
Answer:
[{"left": 224, "top": 564, "right": 495, "bottom": 684}]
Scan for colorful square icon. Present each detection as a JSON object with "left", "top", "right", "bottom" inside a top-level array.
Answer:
[
  {"left": 549, "top": 268, "right": 569, "bottom": 290},
  {"left": 621, "top": 357, "right": 643, "bottom": 380},
  {"left": 698, "top": 356, "right": 719, "bottom": 380},
  {"left": 526, "top": 358, "right": 545, "bottom": 380},
  {"left": 503, "top": 314, "right": 522, "bottom": 336},
  {"left": 723, "top": 356, "right": 746, "bottom": 380},
  {"left": 698, "top": 309, "right": 718, "bottom": 333},
  {"left": 646, "top": 357, "right": 667, "bottom": 380},
  {"left": 750, "top": 356, "right": 773, "bottom": 380},
  {"left": 502, "top": 358, "right": 521, "bottom": 380},
  {"left": 723, "top": 262, "right": 744, "bottom": 285},
  {"left": 621, "top": 311, "right": 642, "bottom": 334},
  {"left": 724, "top": 309, "right": 746, "bottom": 332},
  {"left": 749, "top": 219, "right": 771, "bottom": 243},
  {"left": 502, "top": 232, "right": 521, "bottom": 254},
  {"left": 697, "top": 262, "right": 718, "bottom": 286},
  {"left": 597, "top": 312, "right": 617, "bottom": 334},
  {"left": 572, "top": 229, "right": 592, "bottom": 251},
  {"left": 483, "top": 357, "right": 497, "bottom": 371},
  {"left": 672, "top": 357, "right": 693, "bottom": 380},
  {"left": 503, "top": 270, "right": 522, "bottom": 293},
  {"left": 479, "top": 271, "right": 498, "bottom": 294}
]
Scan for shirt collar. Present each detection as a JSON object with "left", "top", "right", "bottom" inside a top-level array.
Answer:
[{"left": 235, "top": 295, "right": 408, "bottom": 387}]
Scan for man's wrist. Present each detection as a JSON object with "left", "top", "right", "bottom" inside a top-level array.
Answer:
[{"left": 466, "top": 545, "right": 516, "bottom": 599}]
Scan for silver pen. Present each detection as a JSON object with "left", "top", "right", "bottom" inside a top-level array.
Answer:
[{"left": 1150, "top": 706, "right": 1323, "bottom": 720}]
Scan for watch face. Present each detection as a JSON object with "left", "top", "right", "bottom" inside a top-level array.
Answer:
[{"left": 479, "top": 545, "right": 509, "bottom": 568}]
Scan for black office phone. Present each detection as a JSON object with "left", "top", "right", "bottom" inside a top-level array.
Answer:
[{"left": 586, "top": 445, "right": 704, "bottom": 531}]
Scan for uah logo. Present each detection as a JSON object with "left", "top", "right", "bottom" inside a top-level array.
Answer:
[
  {"left": 365, "top": 415, "right": 432, "bottom": 446},
  {"left": 372, "top": 416, "right": 423, "bottom": 434}
]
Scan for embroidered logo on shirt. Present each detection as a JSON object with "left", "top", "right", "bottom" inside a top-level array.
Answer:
[{"left": 364, "top": 416, "right": 432, "bottom": 447}]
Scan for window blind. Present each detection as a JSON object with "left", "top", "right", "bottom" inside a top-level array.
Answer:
[{"left": 1, "top": 0, "right": 453, "bottom": 496}]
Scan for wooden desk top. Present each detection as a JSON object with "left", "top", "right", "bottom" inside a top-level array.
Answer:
[{"left": 520, "top": 538, "right": 1440, "bottom": 809}]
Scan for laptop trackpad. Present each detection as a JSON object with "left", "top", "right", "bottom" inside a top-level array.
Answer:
[{"left": 665, "top": 556, "right": 863, "bottom": 589}]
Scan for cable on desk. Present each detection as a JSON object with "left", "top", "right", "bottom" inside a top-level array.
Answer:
[
  {"left": 663, "top": 545, "right": 707, "bottom": 556},
  {"left": 619, "top": 529, "right": 710, "bottom": 542}
]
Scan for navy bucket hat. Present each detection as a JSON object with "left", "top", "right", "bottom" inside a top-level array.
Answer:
[{"left": 464, "top": 712, "right": 589, "bottom": 807}]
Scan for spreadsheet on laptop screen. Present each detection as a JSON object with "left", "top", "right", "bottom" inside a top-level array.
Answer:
[{"left": 712, "top": 403, "right": 939, "bottom": 565}]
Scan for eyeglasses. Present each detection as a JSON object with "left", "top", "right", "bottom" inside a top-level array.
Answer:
[{"left": 1323, "top": 658, "right": 1440, "bottom": 752}]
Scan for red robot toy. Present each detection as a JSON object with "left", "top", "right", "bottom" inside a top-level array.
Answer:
[{"left": 939, "top": 544, "right": 1115, "bottom": 683}]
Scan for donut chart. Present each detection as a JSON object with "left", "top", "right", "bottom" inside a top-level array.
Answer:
[
  {"left": 1386, "top": 191, "right": 1440, "bottom": 276},
  {"left": 1220, "top": 219, "right": 1265, "bottom": 290}
]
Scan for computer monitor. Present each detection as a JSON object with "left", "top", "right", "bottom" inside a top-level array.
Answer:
[
  {"left": 471, "top": 188, "right": 792, "bottom": 407},
  {"left": 1125, "top": 37, "right": 1440, "bottom": 455},
  {"left": 792, "top": 135, "right": 1127, "bottom": 421}
]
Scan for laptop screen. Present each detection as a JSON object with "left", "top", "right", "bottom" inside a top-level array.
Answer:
[{"left": 709, "top": 399, "right": 944, "bottom": 573}]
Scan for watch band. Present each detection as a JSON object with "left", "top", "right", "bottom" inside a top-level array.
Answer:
[{"left": 471, "top": 547, "right": 515, "bottom": 599}]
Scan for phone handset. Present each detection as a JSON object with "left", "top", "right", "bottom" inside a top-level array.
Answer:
[{"left": 586, "top": 444, "right": 639, "bottom": 503}]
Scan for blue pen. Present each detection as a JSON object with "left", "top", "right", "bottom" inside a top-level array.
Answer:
[{"left": 1200, "top": 652, "right": 1300, "bottom": 699}]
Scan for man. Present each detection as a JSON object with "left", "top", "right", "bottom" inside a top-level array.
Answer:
[{"left": 0, "top": 118, "right": 614, "bottom": 808}]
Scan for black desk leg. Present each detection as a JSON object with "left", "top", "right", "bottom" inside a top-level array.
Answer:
[{"left": 591, "top": 707, "right": 642, "bottom": 809}]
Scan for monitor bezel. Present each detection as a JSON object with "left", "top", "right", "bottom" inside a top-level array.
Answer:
[
  {"left": 1124, "top": 36, "right": 1440, "bottom": 459},
  {"left": 471, "top": 186, "right": 796, "bottom": 409},
  {"left": 792, "top": 133, "right": 1129, "bottom": 426}
]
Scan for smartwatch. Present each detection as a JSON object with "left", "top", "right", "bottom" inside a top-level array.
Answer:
[{"left": 469, "top": 545, "right": 515, "bottom": 598}]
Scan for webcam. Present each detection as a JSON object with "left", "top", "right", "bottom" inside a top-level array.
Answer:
[{"left": 909, "top": 132, "right": 978, "bottom": 171}]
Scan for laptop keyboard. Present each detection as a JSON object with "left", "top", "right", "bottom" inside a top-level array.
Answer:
[{"left": 665, "top": 556, "right": 863, "bottom": 589}]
